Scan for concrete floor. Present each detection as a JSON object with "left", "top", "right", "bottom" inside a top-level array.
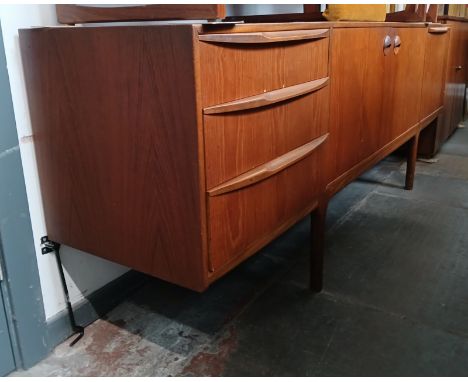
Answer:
[{"left": 14, "top": 127, "right": 468, "bottom": 376}]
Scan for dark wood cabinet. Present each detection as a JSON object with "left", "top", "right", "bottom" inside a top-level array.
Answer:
[{"left": 442, "top": 19, "right": 468, "bottom": 135}]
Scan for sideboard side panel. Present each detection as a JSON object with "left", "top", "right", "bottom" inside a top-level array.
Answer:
[{"left": 20, "top": 25, "right": 207, "bottom": 291}]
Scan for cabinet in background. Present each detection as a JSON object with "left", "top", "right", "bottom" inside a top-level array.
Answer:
[
  {"left": 419, "top": 26, "right": 450, "bottom": 124},
  {"left": 419, "top": 18, "right": 467, "bottom": 157}
]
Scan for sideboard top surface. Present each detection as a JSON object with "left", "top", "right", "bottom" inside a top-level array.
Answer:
[{"left": 21, "top": 21, "right": 443, "bottom": 35}]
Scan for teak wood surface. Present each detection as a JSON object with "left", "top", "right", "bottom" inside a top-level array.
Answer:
[
  {"left": 203, "top": 77, "right": 329, "bottom": 115},
  {"left": 198, "top": 29, "right": 329, "bottom": 44},
  {"left": 208, "top": 134, "right": 328, "bottom": 196},
  {"left": 325, "top": 25, "right": 429, "bottom": 196},
  {"left": 204, "top": 84, "right": 329, "bottom": 189},
  {"left": 327, "top": 27, "right": 390, "bottom": 183},
  {"left": 419, "top": 18, "right": 467, "bottom": 156},
  {"left": 20, "top": 21, "right": 451, "bottom": 291},
  {"left": 439, "top": 20, "right": 468, "bottom": 139},
  {"left": 207, "top": 150, "right": 322, "bottom": 274},
  {"left": 387, "top": 27, "right": 426, "bottom": 140},
  {"left": 199, "top": 32, "right": 329, "bottom": 107},
  {"left": 419, "top": 28, "right": 450, "bottom": 124},
  {"left": 56, "top": 4, "right": 226, "bottom": 24},
  {"left": 20, "top": 25, "right": 208, "bottom": 291}
]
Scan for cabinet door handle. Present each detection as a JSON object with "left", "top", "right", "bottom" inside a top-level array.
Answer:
[
  {"left": 207, "top": 134, "right": 329, "bottom": 196},
  {"left": 456, "top": 66, "right": 463, "bottom": 71},
  {"left": 393, "top": 35, "right": 401, "bottom": 55},
  {"left": 428, "top": 26, "right": 449, "bottom": 34},
  {"left": 383, "top": 35, "right": 392, "bottom": 55},
  {"left": 199, "top": 29, "right": 329, "bottom": 44},
  {"left": 204, "top": 77, "right": 329, "bottom": 115}
]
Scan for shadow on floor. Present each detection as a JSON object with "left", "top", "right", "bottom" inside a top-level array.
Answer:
[{"left": 14, "top": 127, "right": 468, "bottom": 377}]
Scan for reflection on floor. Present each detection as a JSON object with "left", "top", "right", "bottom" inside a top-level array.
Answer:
[{"left": 13, "top": 127, "right": 468, "bottom": 376}]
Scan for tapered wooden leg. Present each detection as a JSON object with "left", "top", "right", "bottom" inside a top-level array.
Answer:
[
  {"left": 405, "top": 133, "right": 419, "bottom": 191},
  {"left": 310, "top": 199, "right": 328, "bottom": 292}
]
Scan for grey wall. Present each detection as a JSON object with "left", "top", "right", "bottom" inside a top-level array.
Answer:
[{"left": 0, "top": 22, "right": 48, "bottom": 370}]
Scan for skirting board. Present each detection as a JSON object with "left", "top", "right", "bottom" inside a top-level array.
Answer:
[{"left": 45, "top": 270, "right": 148, "bottom": 356}]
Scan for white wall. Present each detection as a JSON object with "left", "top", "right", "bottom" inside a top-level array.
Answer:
[{"left": 0, "top": 4, "right": 128, "bottom": 320}]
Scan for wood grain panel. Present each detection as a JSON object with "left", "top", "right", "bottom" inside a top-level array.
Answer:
[
  {"left": 420, "top": 106, "right": 444, "bottom": 130},
  {"left": 326, "top": 27, "right": 390, "bottom": 186},
  {"left": 204, "top": 85, "right": 329, "bottom": 188},
  {"left": 208, "top": 134, "right": 328, "bottom": 196},
  {"left": 203, "top": 77, "right": 329, "bottom": 114},
  {"left": 199, "top": 34, "right": 329, "bottom": 106},
  {"left": 224, "top": 12, "right": 325, "bottom": 24},
  {"left": 326, "top": 121, "right": 420, "bottom": 197},
  {"left": 326, "top": 26, "right": 427, "bottom": 195},
  {"left": 56, "top": 4, "right": 226, "bottom": 24},
  {"left": 386, "top": 27, "right": 426, "bottom": 140},
  {"left": 199, "top": 29, "right": 328, "bottom": 44},
  {"left": 20, "top": 25, "right": 208, "bottom": 291},
  {"left": 438, "top": 20, "right": 468, "bottom": 143},
  {"left": 208, "top": 151, "right": 321, "bottom": 272},
  {"left": 209, "top": 199, "right": 318, "bottom": 282},
  {"left": 419, "top": 29, "right": 450, "bottom": 122}
]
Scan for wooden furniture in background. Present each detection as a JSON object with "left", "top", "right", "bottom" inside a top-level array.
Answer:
[
  {"left": 385, "top": 4, "right": 428, "bottom": 22},
  {"left": 57, "top": 4, "right": 326, "bottom": 25},
  {"left": 419, "top": 17, "right": 467, "bottom": 157},
  {"left": 417, "top": 26, "right": 450, "bottom": 156},
  {"left": 441, "top": 4, "right": 468, "bottom": 18},
  {"left": 56, "top": 4, "right": 226, "bottom": 24},
  {"left": 426, "top": 5, "right": 439, "bottom": 23},
  {"left": 226, "top": 5, "right": 325, "bottom": 23},
  {"left": 439, "top": 17, "right": 468, "bottom": 130}
]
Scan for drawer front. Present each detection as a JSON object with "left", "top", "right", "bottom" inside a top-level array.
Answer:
[
  {"left": 199, "top": 29, "right": 329, "bottom": 107},
  {"left": 387, "top": 27, "right": 426, "bottom": 139},
  {"left": 420, "top": 27, "right": 450, "bottom": 121},
  {"left": 204, "top": 83, "right": 329, "bottom": 189},
  {"left": 207, "top": 149, "right": 323, "bottom": 273}
]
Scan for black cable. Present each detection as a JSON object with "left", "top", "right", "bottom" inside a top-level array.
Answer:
[{"left": 51, "top": 242, "right": 84, "bottom": 347}]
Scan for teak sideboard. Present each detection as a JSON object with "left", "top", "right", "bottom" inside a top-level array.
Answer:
[{"left": 20, "top": 21, "right": 450, "bottom": 292}]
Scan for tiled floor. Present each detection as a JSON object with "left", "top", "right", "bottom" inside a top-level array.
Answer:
[{"left": 13, "top": 127, "right": 468, "bottom": 376}]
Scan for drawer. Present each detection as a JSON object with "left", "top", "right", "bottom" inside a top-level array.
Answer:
[
  {"left": 420, "top": 26, "right": 450, "bottom": 121},
  {"left": 199, "top": 29, "right": 329, "bottom": 107},
  {"left": 204, "top": 79, "right": 329, "bottom": 189},
  {"left": 207, "top": 145, "right": 326, "bottom": 273}
]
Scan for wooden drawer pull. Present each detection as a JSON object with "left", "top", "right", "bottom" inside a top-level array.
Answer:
[
  {"left": 199, "top": 29, "right": 329, "bottom": 44},
  {"left": 204, "top": 77, "right": 329, "bottom": 115},
  {"left": 207, "top": 134, "right": 329, "bottom": 196},
  {"left": 428, "top": 27, "right": 449, "bottom": 34}
]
